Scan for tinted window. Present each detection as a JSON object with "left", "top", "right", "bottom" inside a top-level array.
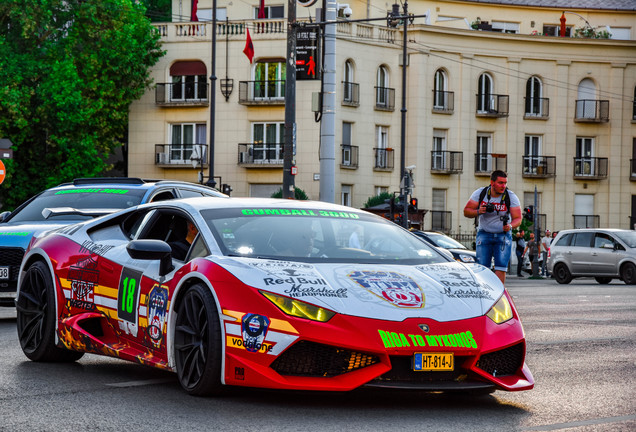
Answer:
[
  {"left": 593, "top": 233, "right": 615, "bottom": 249},
  {"left": 555, "top": 233, "right": 572, "bottom": 246},
  {"left": 10, "top": 188, "right": 147, "bottom": 222},
  {"left": 573, "top": 232, "right": 594, "bottom": 247},
  {"left": 615, "top": 231, "right": 636, "bottom": 248},
  {"left": 179, "top": 189, "right": 205, "bottom": 198}
]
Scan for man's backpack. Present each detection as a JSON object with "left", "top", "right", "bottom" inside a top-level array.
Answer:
[{"left": 475, "top": 186, "right": 511, "bottom": 227}]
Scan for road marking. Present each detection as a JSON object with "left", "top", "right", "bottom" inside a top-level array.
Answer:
[
  {"left": 106, "top": 378, "right": 174, "bottom": 388},
  {"left": 522, "top": 414, "right": 636, "bottom": 431}
]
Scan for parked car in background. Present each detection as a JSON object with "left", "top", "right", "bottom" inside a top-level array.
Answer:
[
  {"left": 547, "top": 228, "right": 636, "bottom": 284},
  {"left": 0, "top": 178, "right": 227, "bottom": 306},
  {"left": 410, "top": 230, "right": 476, "bottom": 264}
]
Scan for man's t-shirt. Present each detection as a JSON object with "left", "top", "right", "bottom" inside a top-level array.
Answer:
[{"left": 470, "top": 187, "right": 520, "bottom": 234}]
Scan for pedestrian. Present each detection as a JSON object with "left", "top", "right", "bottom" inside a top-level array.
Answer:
[
  {"left": 523, "top": 232, "right": 541, "bottom": 276},
  {"left": 463, "top": 170, "right": 522, "bottom": 285},
  {"left": 541, "top": 229, "right": 551, "bottom": 276},
  {"left": 515, "top": 230, "right": 526, "bottom": 277}
]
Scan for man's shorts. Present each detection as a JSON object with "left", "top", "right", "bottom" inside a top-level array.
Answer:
[{"left": 476, "top": 231, "right": 512, "bottom": 272}]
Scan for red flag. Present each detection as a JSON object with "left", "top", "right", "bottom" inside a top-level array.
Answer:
[
  {"left": 243, "top": 28, "right": 254, "bottom": 63},
  {"left": 191, "top": 0, "right": 199, "bottom": 22},
  {"left": 559, "top": 12, "right": 566, "bottom": 37},
  {"left": 258, "top": 0, "right": 265, "bottom": 19}
]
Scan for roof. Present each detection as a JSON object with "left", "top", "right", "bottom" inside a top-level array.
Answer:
[{"left": 458, "top": 0, "right": 636, "bottom": 11}]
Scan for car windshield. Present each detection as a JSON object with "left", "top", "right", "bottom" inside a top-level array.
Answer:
[
  {"left": 203, "top": 207, "right": 447, "bottom": 264},
  {"left": 614, "top": 231, "right": 636, "bottom": 248},
  {"left": 425, "top": 232, "right": 467, "bottom": 250},
  {"left": 9, "top": 187, "right": 147, "bottom": 222}
]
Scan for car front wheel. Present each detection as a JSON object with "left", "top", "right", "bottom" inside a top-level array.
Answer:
[
  {"left": 174, "top": 283, "right": 222, "bottom": 396},
  {"left": 620, "top": 263, "right": 636, "bottom": 285},
  {"left": 16, "top": 261, "right": 84, "bottom": 362},
  {"left": 553, "top": 263, "right": 573, "bottom": 284}
]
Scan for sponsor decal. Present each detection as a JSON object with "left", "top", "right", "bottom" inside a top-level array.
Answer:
[
  {"left": 418, "top": 266, "right": 495, "bottom": 300},
  {"left": 235, "top": 367, "right": 245, "bottom": 380},
  {"left": 57, "top": 224, "right": 81, "bottom": 236},
  {"left": 227, "top": 336, "right": 274, "bottom": 353},
  {"left": 378, "top": 329, "right": 478, "bottom": 349},
  {"left": 145, "top": 284, "right": 169, "bottom": 349},
  {"left": 79, "top": 240, "right": 113, "bottom": 257},
  {"left": 55, "top": 188, "right": 129, "bottom": 195},
  {"left": 241, "top": 313, "right": 271, "bottom": 353},
  {"left": 67, "top": 257, "right": 99, "bottom": 311},
  {"left": 349, "top": 271, "right": 424, "bottom": 308},
  {"left": 117, "top": 268, "right": 143, "bottom": 326},
  {"left": 241, "top": 208, "right": 359, "bottom": 219},
  {"left": 250, "top": 260, "right": 347, "bottom": 298},
  {"left": 0, "top": 231, "right": 30, "bottom": 236}
]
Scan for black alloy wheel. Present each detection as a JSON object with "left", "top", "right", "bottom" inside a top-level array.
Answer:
[
  {"left": 174, "top": 283, "right": 222, "bottom": 396},
  {"left": 553, "top": 263, "right": 573, "bottom": 284},
  {"left": 16, "top": 261, "right": 83, "bottom": 362},
  {"left": 620, "top": 262, "right": 636, "bottom": 285}
]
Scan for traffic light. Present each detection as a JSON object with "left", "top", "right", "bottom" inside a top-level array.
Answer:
[
  {"left": 384, "top": 196, "right": 396, "bottom": 221},
  {"left": 523, "top": 205, "right": 534, "bottom": 221},
  {"left": 222, "top": 184, "right": 233, "bottom": 196},
  {"left": 408, "top": 197, "right": 418, "bottom": 213},
  {"left": 394, "top": 195, "right": 405, "bottom": 213}
]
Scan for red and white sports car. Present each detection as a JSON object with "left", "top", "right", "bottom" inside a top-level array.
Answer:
[{"left": 16, "top": 198, "right": 533, "bottom": 395}]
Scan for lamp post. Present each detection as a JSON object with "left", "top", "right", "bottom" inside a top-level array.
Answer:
[
  {"left": 206, "top": 0, "right": 218, "bottom": 188},
  {"left": 282, "top": 0, "right": 297, "bottom": 199}
]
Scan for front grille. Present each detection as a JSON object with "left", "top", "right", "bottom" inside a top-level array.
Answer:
[
  {"left": 0, "top": 247, "right": 25, "bottom": 288},
  {"left": 372, "top": 355, "right": 470, "bottom": 384},
  {"left": 270, "top": 341, "right": 379, "bottom": 377},
  {"left": 477, "top": 343, "right": 524, "bottom": 377}
]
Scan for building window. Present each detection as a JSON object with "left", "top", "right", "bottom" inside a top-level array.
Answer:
[
  {"left": 477, "top": 73, "right": 493, "bottom": 113},
  {"left": 196, "top": 7, "right": 227, "bottom": 21},
  {"left": 253, "top": 5, "right": 284, "bottom": 18},
  {"left": 375, "top": 186, "right": 388, "bottom": 196},
  {"left": 543, "top": 24, "right": 572, "bottom": 37},
  {"left": 376, "top": 66, "right": 389, "bottom": 106},
  {"left": 576, "top": 78, "right": 597, "bottom": 118},
  {"left": 633, "top": 86, "right": 636, "bottom": 120},
  {"left": 169, "top": 61, "right": 208, "bottom": 101},
  {"left": 476, "top": 133, "right": 492, "bottom": 172},
  {"left": 432, "top": 129, "right": 447, "bottom": 170},
  {"left": 433, "top": 69, "right": 447, "bottom": 109},
  {"left": 252, "top": 122, "right": 284, "bottom": 162},
  {"left": 525, "top": 76, "right": 543, "bottom": 116},
  {"left": 253, "top": 61, "right": 285, "bottom": 99},
  {"left": 375, "top": 125, "right": 389, "bottom": 168},
  {"left": 524, "top": 135, "right": 542, "bottom": 173},
  {"left": 491, "top": 21, "right": 520, "bottom": 34},
  {"left": 576, "top": 136, "right": 595, "bottom": 176},
  {"left": 171, "top": 123, "right": 206, "bottom": 162},
  {"left": 341, "top": 185, "right": 352, "bottom": 207},
  {"left": 344, "top": 60, "right": 355, "bottom": 103}
]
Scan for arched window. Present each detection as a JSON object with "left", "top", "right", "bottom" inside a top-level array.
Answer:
[
  {"left": 632, "top": 86, "right": 636, "bottom": 120},
  {"left": 169, "top": 61, "right": 208, "bottom": 101},
  {"left": 477, "top": 73, "right": 493, "bottom": 112},
  {"left": 525, "top": 76, "right": 543, "bottom": 116},
  {"left": 576, "top": 78, "right": 597, "bottom": 119},
  {"left": 253, "top": 60, "right": 286, "bottom": 99},
  {"left": 343, "top": 60, "right": 355, "bottom": 103},
  {"left": 433, "top": 69, "right": 447, "bottom": 109},
  {"left": 376, "top": 66, "right": 389, "bottom": 107}
]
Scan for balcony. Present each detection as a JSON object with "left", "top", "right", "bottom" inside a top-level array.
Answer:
[
  {"left": 574, "top": 100, "right": 609, "bottom": 123},
  {"left": 155, "top": 83, "right": 209, "bottom": 107},
  {"left": 237, "top": 143, "right": 284, "bottom": 167},
  {"left": 432, "top": 90, "right": 454, "bottom": 114},
  {"left": 238, "top": 81, "right": 285, "bottom": 105},
  {"left": 155, "top": 144, "right": 208, "bottom": 167},
  {"left": 374, "top": 147, "right": 394, "bottom": 171},
  {"left": 573, "top": 215, "right": 600, "bottom": 229},
  {"left": 631, "top": 159, "right": 636, "bottom": 181},
  {"left": 431, "top": 151, "right": 463, "bottom": 174},
  {"left": 522, "top": 155, "right": 556, "bottom": 178},
  {"left": 476, "top": 94, "right": 509, "bottom": 118},
  {"left": 430, "top": 211, "right": 452, "bottom": 233},
  {"left": 374, "top": 87, "right": 395, "bottom": 111},
  {"left": 474, "top": 153, "right": 507, "bottom": 176},
  {"left": 573, "top": 157, "right": 608, "bottom": 180},
  {"left": 524, "top": 97, "right": 549, "bottom": 120},
  {"left": 340, "top": 145, "right": 359, "bottom": 169},
  {"left": 342, "top": 82, "right": 360, "bottom": 107}
]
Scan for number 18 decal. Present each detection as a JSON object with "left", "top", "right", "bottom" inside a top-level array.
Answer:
[{"left": 118, "top": 268, "right": 143, "bottom": 324}]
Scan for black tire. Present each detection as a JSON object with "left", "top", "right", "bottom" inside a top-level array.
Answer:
[
  {"left": 16, "top": 261, "right": 84, "bottom": 362},
  {"left": 594, "top": 277, "right": 612, "bottom": 285},
  {"left": 553, "top": 263, "right": 573, "bottom": 284},
  {"left": 174, "top": 283, "right": 222, "bottom": 396},
  {"left": 620, "top": 262, "right": 636, "bottom": 285}
]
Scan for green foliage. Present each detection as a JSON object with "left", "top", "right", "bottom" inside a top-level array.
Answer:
[
  {"left": 271, "top": 187, "right": 309, "bottom": 200},
  {"left": 142, "top": 0, "right": 172, "bottom": 22},
  {"left": 363, "top": 192, "right": 393, "bottom": 208},
  {"left": 0, "top": 0, "right": 165, "bottom": 209},
  {"left": 574, "top": 26, "right": 611, "bottom": 39},
  {"left": 513, "top": 218, "right": 535, "bottom": 240}
]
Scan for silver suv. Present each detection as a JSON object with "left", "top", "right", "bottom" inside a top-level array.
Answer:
[{"left": 547, "top": 228, "right": 636, "bottom": 284}]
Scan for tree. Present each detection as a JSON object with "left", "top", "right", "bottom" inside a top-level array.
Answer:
[
  {"left": 0, "top": 0, "right": 165, "bottom": 209},
  {"left": 271, "top": 187, "right": 309, "bottom": 200},
  {"left": 363, "top": 192, "right": 393, "bottom": 208}
]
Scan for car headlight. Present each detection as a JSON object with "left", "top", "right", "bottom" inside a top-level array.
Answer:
[
  {"left": 458, "top": 254, "right": 475, "bottom": 263},
  {"left": 486, "top": 294, "right": 513, "bottom": 324},
  {"left": 260, "top": 291, "right": 335, "bottom": 322}
]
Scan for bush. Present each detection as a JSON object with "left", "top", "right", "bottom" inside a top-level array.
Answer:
[
  {"left": 363, "top": 192, "right": 394, "bottom": 208},
  {"left": 270, "top": 187, "right": 309, "bottom": 200}
]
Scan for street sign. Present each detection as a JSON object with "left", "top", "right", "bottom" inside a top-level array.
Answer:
[
  {"left": 0, "top": 149, "right": 12, "bottom": 159},
  {"left": 296, "top": 28, "right": 320, "bottom": 80}
]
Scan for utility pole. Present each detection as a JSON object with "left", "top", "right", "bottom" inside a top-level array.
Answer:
[
  {"left": 283, "top": 0, "right": 297, "bottom": 198},
  {"left": 206, "top": 0, "right": 217, "bottom": 188}
]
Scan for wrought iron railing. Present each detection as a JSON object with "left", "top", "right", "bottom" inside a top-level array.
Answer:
[
  {"left": 342, "top": 82, "right": 360, "bottom": 106},
  {"left": 431, "top": 151, "right": 463, "bottom": 173},
  {"left": 340, "top": 144, "right": 359, "bottom": 168},
  {"left": 573, "top": 157, "right": 608, "bottom": 179},
  {"left": 374, "top": 86, "right": 395, "bottom": 111},
  {"left": 522, "top": 155, "right": 556, "bottom": 178},
  {"left": 238, "top": 80, "right": 285, "bottom": 104},
  {"left": 574, "top": 99, "right": 609, "bottom": 122},
  {"left": 155, "top": 144, "right": 208, "bottom": 166},
  {"left": 155, "top": 82, "right": 209, "bottom": 106},
  {"left": 474, "top": 153, "right": 507, "bottom": 174},
  {"left": 432, "top": 90, "right": 454, "bottom": 113},
  {"left": 573, "top": 215, "right": 600, "bottom": 229},
  {"left": 374, "top": 147, "right": 394, "bottom": 170},
  {"left": 524, "top": 97, "right": 549, "bottom": 119},
  {"left": 631, "top": 159, "right": 636, "bottom": 181},
  {"left": 430, "top": 211, "right": 452, "bottom": 233},
  {"left": 476, "top": 94, "right": 509, "bottom": 117},
  {"left": 237, "top": 142, "right": 284, "bottom": 165}
]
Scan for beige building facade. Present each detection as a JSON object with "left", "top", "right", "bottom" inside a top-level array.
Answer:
[{"left": 128, "top": 0, "right": 636, "bottom": 234}]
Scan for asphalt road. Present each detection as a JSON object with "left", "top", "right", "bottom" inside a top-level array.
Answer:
[{"left": 0, "top": 277, "right": 634, "bottom": 432}]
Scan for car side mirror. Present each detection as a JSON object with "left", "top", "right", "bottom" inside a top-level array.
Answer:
[
  {"left": 126, "top": 239, "right": 174, "bottom": 276},
  {"left": 0, "top": 211, "right": 10, "bottom": 223}
]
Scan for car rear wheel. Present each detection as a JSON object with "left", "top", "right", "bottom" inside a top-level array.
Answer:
[
  {"left": 620, "top": 263, "right": 636, "bottom": 285},
  {"left": 594, "top": 277, "right": 612, "bottom": 285},
  {"left": 16, "top": 261, "right": 84, "bottom": 362},
  {"left": 174, "top": 283, "right": 222, "bottom": 396},
  {"left": 553, "top": 263, "right": 573, "bottom": 284}
]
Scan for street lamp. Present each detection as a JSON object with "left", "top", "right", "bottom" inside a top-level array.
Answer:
[{"left": 206, "top": 0, "right": 218, "bottom": 188}]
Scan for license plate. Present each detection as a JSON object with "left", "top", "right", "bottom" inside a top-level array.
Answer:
[
  {"left": 0, "top": 267, "right": 8, "bottom": 280},
  {"left": 413, "top": 352, "right": 454, "bottom": 371}
]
